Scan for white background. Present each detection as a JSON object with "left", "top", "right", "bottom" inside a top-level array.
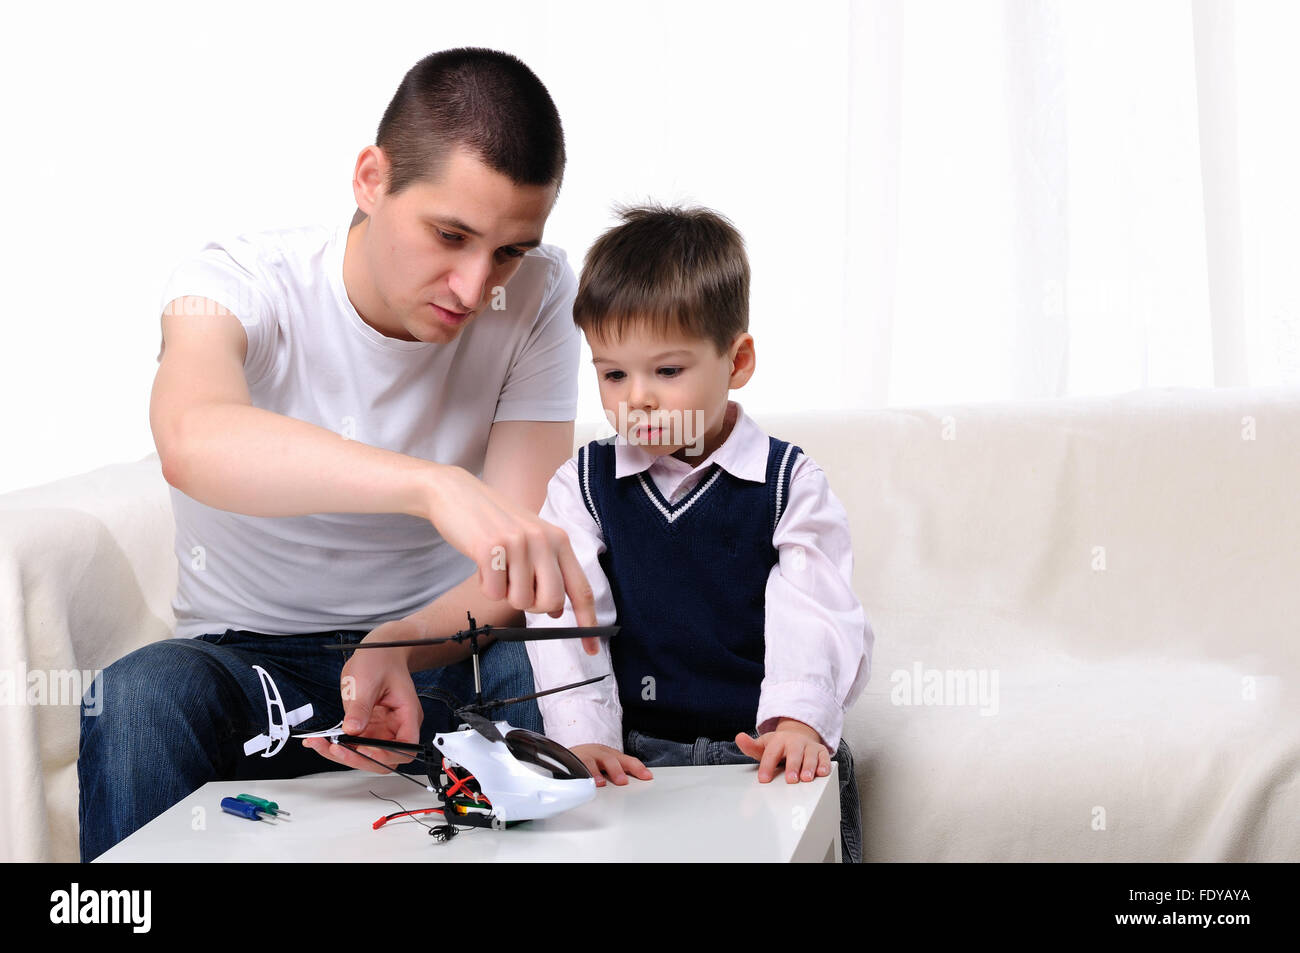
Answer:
[{"left": 1, "top": 0, "right": 1296, "bottom": 493}]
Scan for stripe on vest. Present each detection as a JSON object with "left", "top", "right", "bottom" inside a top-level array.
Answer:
[
  {"left": 773, "top": 441, "right": 798, "bottom": 531},
  {"left": 579, "top": 444, "right": 601, "bottom": 530}
]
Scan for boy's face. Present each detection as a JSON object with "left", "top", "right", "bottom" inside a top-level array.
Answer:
[
  {"left": 346, "top": 144, "right": 556, "bottom": 344},
  {"left": 588, "top": 323, "right": 755, "bottom": 463}
]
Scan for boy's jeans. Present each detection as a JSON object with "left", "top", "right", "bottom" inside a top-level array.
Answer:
[
  {"left": 624, "top": 728, "right": 863, "bottom": 863},
  {"left": 78, "top": 628, "right": 541, "bottom": 862}
]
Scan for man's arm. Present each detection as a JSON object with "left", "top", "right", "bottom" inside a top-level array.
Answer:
[
  {"left": 152, "top": 297, "right": 439, "bottom": 521},
  {"left": 151, "top": 297, "right": 595, "bottom": 624},
  {"left": 306, "top": 418, "right": 592, "bottom": 770},
  {"left": 395, "top": 418, "right": 586, "bottom": 671}
]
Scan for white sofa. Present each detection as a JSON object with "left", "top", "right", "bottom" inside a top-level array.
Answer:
[{"left": 3, "top": 385, "right": 1298, "bottom": 862}]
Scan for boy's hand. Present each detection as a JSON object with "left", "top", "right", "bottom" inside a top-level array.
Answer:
[
  {"left": 570, "top": 743, "right": 653, "bottom": 787},
  {"left": 735, "top": 719, "right": 832, "bottom": 784}
]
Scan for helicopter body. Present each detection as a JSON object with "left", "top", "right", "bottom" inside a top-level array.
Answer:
[
  {"left": 433, "top": 721, "right": 596, "bottom": 822},
  {"left": 244, "top": 613, "right": 616, "bottom": 839}
]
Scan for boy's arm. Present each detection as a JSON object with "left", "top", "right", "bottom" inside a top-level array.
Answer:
[
  {"left": 755, "top": 453, "right": 872, "bottom": 753},
  {"left": 523, "top": 456, "right": 625, "bottom": 750}
]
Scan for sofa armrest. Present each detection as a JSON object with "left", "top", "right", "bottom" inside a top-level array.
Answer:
[{"left": 0, "top": 452, "right": 176, "bottom": 861}]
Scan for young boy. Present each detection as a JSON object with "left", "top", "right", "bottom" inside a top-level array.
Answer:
[{"left": 523, "top": 205, "right": 871, "bottom": 862}]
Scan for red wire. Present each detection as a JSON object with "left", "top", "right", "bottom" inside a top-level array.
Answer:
[
  {"left": 373, "top": 808, "right": 443, "bottom": 830},
  {"left": 372, "top": 761, "right": 496, "bottom": 831}
]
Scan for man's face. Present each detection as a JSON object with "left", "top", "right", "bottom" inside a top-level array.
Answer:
[
  {"left": 348, "top": 144, "right": 557, "bottom": 344},
  {"left": 588, "top": 323, "right": 753, "bottom": 463}
]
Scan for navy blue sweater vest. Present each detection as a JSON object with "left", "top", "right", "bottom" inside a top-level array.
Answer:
[{"left": 577, "top": 435, "right": 804, "bottom": 743}]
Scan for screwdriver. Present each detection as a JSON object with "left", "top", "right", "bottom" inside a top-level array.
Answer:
[
  {"left": 236, "top": 793, "right": 292, "bottom": 817},
  {"left": 221, "top": 796, "right": 270, "bottom": 821}
]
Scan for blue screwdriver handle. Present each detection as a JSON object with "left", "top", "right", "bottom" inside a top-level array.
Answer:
[{"left": 221, "top": 796, "right": 264, "bottom": 820}]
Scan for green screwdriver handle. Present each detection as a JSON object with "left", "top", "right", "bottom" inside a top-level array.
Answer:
[{"left": 236, "top": 793, "right": 291, "bottom": 816}]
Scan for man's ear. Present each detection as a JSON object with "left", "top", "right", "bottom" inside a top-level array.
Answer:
[
  {"left": 728, "top": 333, "right": 756, "bottom": 388},
  {"left": 352, "top": 145, "right": 387, "bottom": 218}
]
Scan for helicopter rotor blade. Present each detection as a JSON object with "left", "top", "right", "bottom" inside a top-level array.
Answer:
[
  {"left": 458, "top": 675, "right": 610, "bottom": 716},
  {"left": 416, "top": 687, "right": 466, "bottom": 715},
  {"left": 321, "top": 625, "right": 619, "bottom": 651},
  {"left": 321, "top": 635, "right": 463, "bottom": 650},
  {"left": 456, "top": 711, "right": 505, "bottom": 743},
  {"left": 486, "top": 625, "right": 620, "bottom": 643}
]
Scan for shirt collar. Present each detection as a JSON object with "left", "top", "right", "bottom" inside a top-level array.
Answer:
[{"left": 612, "top": 400, "right": 768, "bottom": 483}]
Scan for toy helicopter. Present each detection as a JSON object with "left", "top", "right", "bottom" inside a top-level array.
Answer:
[{"left": 244, "top": 612, "right": 618, "bottom": 841}]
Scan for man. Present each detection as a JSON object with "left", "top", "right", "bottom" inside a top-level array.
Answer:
[{"left": 78, "top": 48, "right": 598, "bottom": 861}]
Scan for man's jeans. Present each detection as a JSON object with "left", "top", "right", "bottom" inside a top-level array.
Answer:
[
  {"left": 78, "top": 629, "right": 541, "bottom": 862},
  {"left": 624, "top": 728, "right": 863, "bottom": 863}
]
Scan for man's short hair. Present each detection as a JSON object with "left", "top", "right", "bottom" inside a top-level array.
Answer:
[
  {"left": 376, "top": 48, "right": 566, "bottom": 195},
  {"left": 573, "top": 204, "right": 750, "bottom": 356}
]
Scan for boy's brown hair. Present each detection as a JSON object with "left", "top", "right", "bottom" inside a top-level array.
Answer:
[{"left": 573, "top": 204, "right": 749, "bottom": 356}]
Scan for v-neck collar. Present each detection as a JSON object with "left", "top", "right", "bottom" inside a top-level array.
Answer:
[{"left": 635, "top": 463, "right": 725, "bottom": 524}]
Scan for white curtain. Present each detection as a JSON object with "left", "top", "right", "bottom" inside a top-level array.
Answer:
[
  {"left": 840, "top": 0, "right": 1299, "bottom": 409},
  {"left": 3, "top": 1, "right": 1296, "bottom": 494}
]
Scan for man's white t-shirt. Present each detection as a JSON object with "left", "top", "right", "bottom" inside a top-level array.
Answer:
[{"left": 157, "top": 219, "right": 580, "bottom": 638}]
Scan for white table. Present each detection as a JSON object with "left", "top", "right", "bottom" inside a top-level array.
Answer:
[{"left": 96, "top": 763, "right": 841, "bottom": 863}]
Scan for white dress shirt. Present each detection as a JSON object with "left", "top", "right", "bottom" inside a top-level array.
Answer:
[{"left": 524, "top": 400, "right": 872, "bottom": 752}]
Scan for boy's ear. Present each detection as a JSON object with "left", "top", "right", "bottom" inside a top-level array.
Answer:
[{"left": 728, "top": 333, "right": 756, "bottom": 388}]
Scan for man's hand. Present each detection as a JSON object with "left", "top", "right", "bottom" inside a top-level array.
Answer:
[
  {"left": 423, "top": 463, "right": 600, "bottom": 653},
  {"left": 301, "top": 618, "right": 424, "bottom": 772},
  {"left": 570, "top": 743, "right": 653, "bottom": 787},
  {"left": 735, "top": 718, "right": 832, "bottom": 784}
]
